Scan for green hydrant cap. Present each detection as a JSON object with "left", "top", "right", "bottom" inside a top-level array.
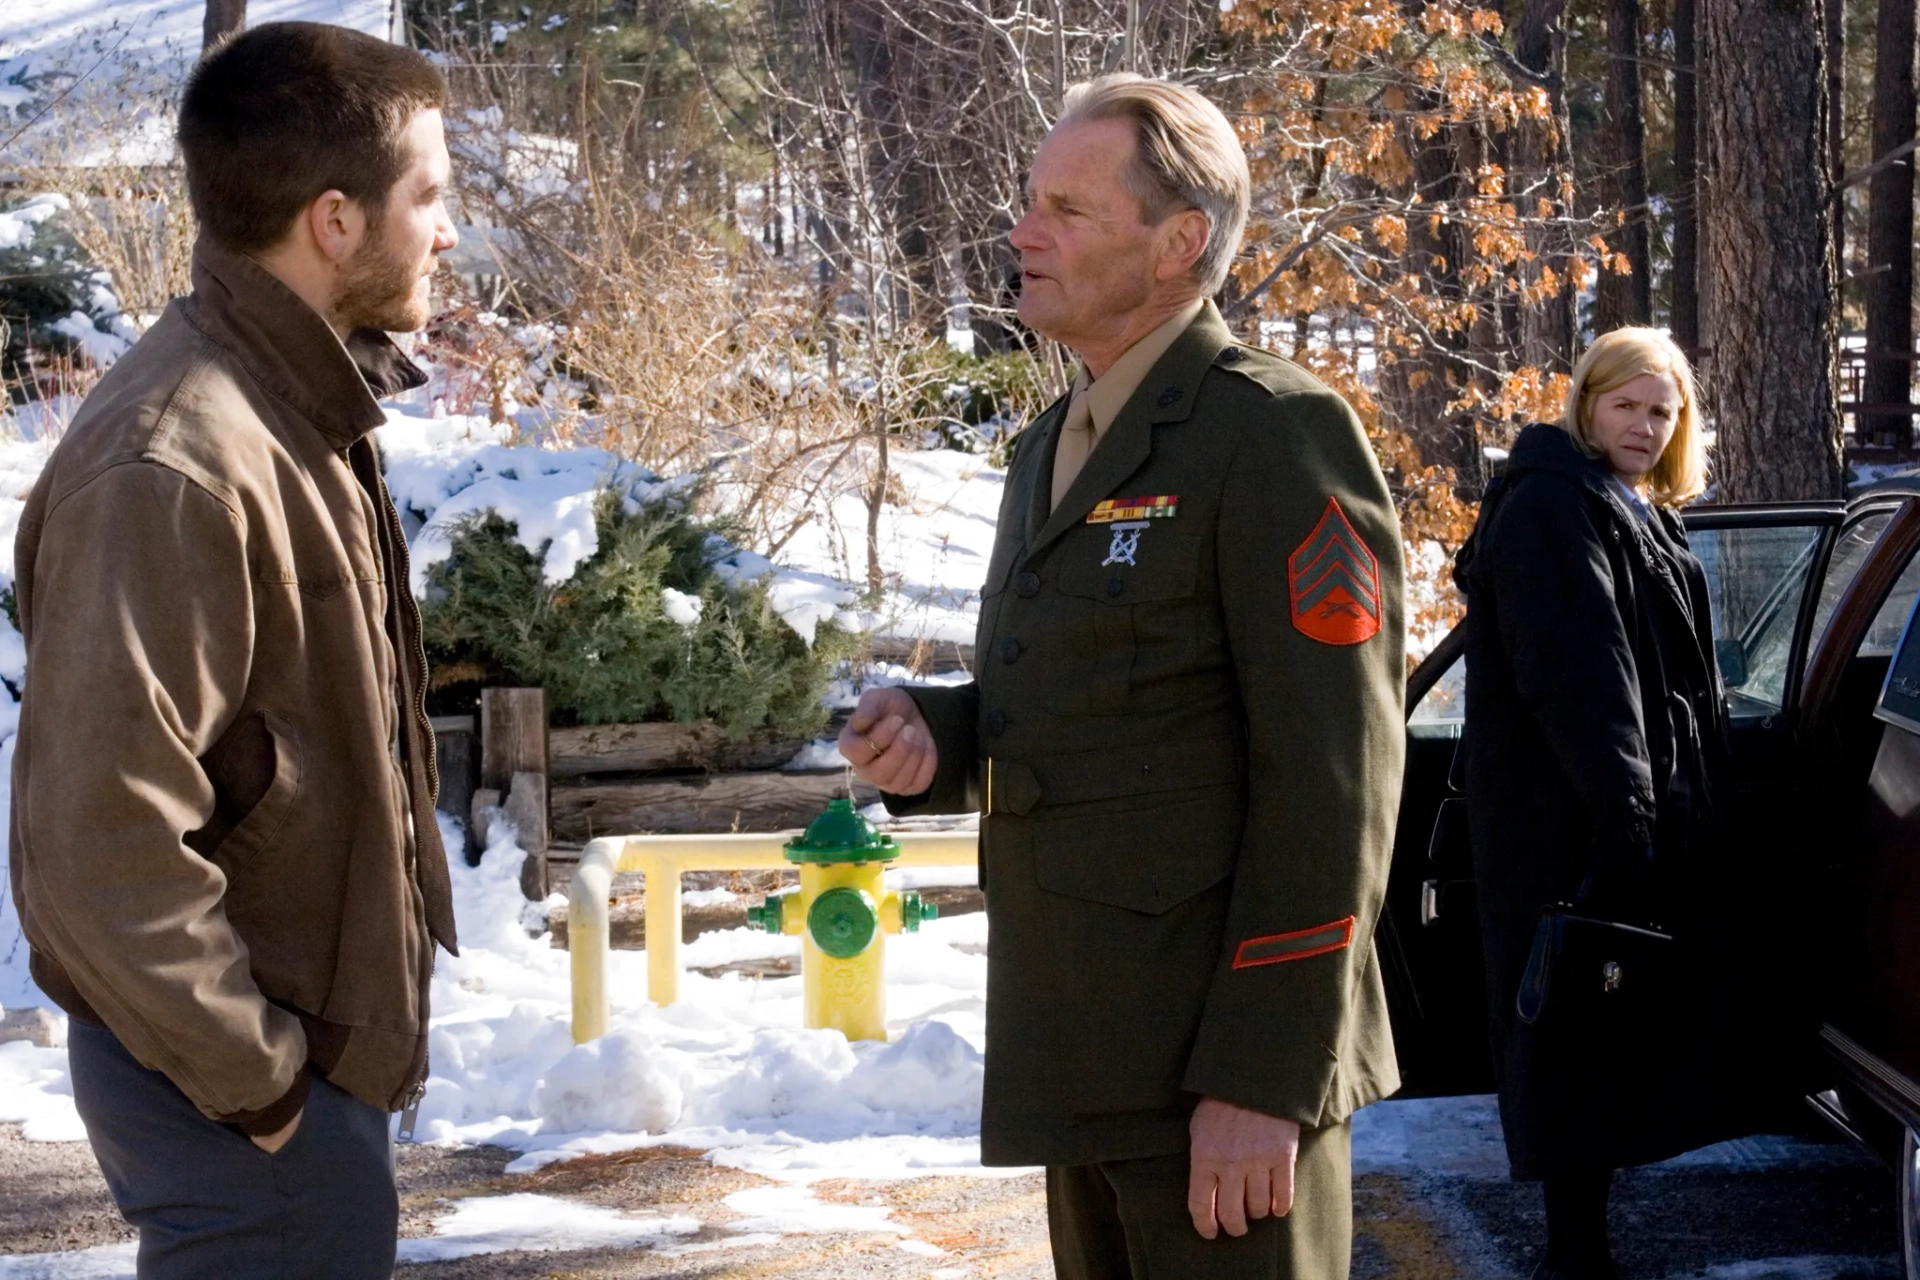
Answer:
[
  {"left": 745, "top": 896, "right": 785, "bottom": 934},
  {"left": 784, "top": 796, "right": 899, "bottom": 865},
  {"left": 808, "top": 886, "right": 879, "bottom": 958},
  {"left": 900, "top": 892, "right": 938, "bottom": 932}
]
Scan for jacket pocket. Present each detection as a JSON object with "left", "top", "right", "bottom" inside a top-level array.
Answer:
[
  {"left": 190, "top": 710, "right": 303, "bottom": 875},
  {"left": 1056, "top": 529, "right": 1201, "bottom": 604},
  {"left": 1032, "top": 784, "right": 1241, "bottom": 913},
  {"left": 1056, "top": 530, "right": 1204, "bottom": 704},
  {"left": 1027, "top": 785, "right": 1241, "bottom": 1116}
]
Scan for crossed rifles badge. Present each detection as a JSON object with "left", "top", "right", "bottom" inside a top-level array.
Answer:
[
  {"left": 1287, "top": 496, "right": 1382, "bottom": 645},
  {"left": 1087, "top": 494, "right": 1178, "bottom": 566}
]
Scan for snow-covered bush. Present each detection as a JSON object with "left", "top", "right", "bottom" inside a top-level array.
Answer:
[{"left": 419, "top": 488, "right": 850, "bottom": 734}]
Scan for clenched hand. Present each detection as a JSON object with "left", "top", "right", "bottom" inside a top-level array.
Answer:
[
  {"left": 837, "top": 687, "right": 939, "bottom": 797},
  {"left": 1188, "top": 1097, "right": 1301, "bottom": 1239}
]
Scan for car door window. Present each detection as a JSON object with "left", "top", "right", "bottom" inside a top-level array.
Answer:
[
  {"left": 1861, "top": 549, "right": 1920, "bottom": 658},
  {"left": 1688, "top": 523, "right": 1827, "bottom": 721},
  {"left": 1408, "top": 653, "right": 1464, "bottom": 739},
  {"left": 1809, "top": 512, "right": 1893, "bottom": 653}
]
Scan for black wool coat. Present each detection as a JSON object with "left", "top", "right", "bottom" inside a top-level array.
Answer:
[{"left": 1454, "top": 423, "right": 1748, "bottom": 1180}]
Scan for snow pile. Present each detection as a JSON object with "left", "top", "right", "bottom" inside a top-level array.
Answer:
[{"left": 412, "top": 815, "right": 994, "bottom": 1181}]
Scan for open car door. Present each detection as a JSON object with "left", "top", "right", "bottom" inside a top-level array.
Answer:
[
  {"left": 1378, "top": 499, "right": 1869, "bottom": 1098},
  {"left": 1786, "top": 498, "right": 1920, "bottom": 1170}
]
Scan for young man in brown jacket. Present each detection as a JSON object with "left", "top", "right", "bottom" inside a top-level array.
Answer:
[{"left": 10, "top": 23, "right": 459, "bottom": 1276}]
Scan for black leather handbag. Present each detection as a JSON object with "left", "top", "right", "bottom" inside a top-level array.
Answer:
[{"left": 1516, "top": 905, "right": 1674, "bottom": 1025}]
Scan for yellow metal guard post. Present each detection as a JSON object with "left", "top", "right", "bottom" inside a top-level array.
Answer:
[{"left": 569, "top": 830, "right": 978, "bottom": 1043}]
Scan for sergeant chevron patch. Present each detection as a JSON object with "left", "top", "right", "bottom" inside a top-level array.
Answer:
[
  {"left": 1232, "top": 916, "right": 1356, "bottom": 969},
  {"left": 1287, "top": 497, "right": 1381, "bottom": 645}
]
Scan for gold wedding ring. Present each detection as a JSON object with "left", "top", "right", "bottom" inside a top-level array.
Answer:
[{"left": 861, "top": 733, "right": 883, "bottom": 758}]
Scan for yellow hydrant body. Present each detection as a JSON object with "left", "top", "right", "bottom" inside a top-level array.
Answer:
[{"left": 745, "top": 798, "right": 935, "bottom": 1042}]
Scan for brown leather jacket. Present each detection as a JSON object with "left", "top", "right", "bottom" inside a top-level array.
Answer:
[{"left": 9, "top": 239, "right": 458, "bottom": 1134}]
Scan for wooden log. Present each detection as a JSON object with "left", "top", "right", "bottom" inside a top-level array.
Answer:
[
  {"left": 431, "top": 715, "right": 480, "bottom": 850},
  {"left": 866, "top": 634, "right": 974, "bottom": 676},
  {"left": 481, "top": 688, "right": 549, "bottom": 790},
  {"left": 481, "top": 689, "right": 549, "bottom": 897},
  {"left": 507, "top": 770, "right": 549, "bottom": 899},
  {"left": 468, "top": 787, "right": 502, "bottom": 865},
  {"left": 547, "top": 721, "right": 806, "bottom": 778},
  {"left": 550, "top": 770, "right": 880, "bottom": 842}
]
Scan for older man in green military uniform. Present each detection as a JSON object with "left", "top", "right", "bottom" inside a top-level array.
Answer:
[{"left": 841, "top": 73, "right": 1405, "bottom": 1279}]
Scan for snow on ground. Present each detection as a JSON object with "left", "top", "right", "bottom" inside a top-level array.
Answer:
[
  {"left": 0, "top": 0, "right": 394, "bottom": 166},
  {"left": 732, "top": 445, "right": 1004, "bottom": 651},
  {"left": 417, "top": 815, "right": 999, "bottom": 1184},
  {"left": 0, "top": 1194, "right": 700, "bottom": 1276}
]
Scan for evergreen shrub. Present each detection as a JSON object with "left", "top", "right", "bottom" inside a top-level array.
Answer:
[{"left": 419, "top": 489, "right": 846, "bottom": 737}]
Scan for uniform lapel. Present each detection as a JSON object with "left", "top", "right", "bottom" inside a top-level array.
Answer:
[
  {"left": 1022, "top": 397, "right": 1069, "bottom": 546},
  {"left": 1027, "top": 303, "right": 1234, "bottom": 559}
]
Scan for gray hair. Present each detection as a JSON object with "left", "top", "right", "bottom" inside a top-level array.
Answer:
[{"left": 1056, "top": 74, "right": 1251, "bottom": 295}]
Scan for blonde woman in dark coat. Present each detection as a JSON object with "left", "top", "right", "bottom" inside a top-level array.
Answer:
[{"left": 1454, "top": 328, "right": 1742, "bottom": 1279}]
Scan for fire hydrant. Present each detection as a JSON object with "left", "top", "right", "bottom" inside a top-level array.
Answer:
[{"left": 743, "top": 797, "right": 937, "bottom": 1041}]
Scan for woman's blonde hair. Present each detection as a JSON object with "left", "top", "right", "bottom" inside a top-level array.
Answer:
[{"left": 1560, "top": 326, "right": 1709, "bottom": 507}]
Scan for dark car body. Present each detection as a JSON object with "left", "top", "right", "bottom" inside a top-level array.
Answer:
[{"left": 1382, "top": 493, "right": 1920, "bottom": 1272}]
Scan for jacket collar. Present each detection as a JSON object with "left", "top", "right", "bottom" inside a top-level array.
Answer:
[
  {"left": 180, "top": 236, "right": 428, "bottom": 449},
  {"left": 1025, "top": 299, "right": 1232, "bottom": 558}
]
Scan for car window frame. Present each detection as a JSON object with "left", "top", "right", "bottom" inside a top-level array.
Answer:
[
  {"left": 1800, "top": 495, "right": 1920, "bottom": 731},
  {"left": 1682, "top": 503, "right": 1847, "bottom": 732}
]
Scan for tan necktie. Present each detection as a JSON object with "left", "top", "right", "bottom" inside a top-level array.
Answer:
[{"left": 1050, "top": 391, "right": 1097, "bottom": 513}]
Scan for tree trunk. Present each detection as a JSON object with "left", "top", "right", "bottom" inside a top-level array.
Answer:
[
  {"left": 1672, "top": 0, "right": 1702, "bottom": 355},
  {"left": 1826, "top": 0, "right": 1847, "bottom": 283},
  {"left": 1513, "top": 0, "right": 1578, "bottom": 375},
  {"left": 1597, "top": 0, "right": 1653, "bottom": 330},
  {"left": 1862, "top": 0, "right": 1917, "bottom": 447},
  {"left": 202, "top": 0, "right": 245, "bottom": 52},
  {"left": 1702, "top": 0, "right": 1842, "bottom": 500}
]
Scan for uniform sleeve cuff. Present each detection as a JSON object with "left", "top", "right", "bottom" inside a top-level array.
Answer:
[{"left": 227, "top": 1065, "right": 312, "bottom": 1136}]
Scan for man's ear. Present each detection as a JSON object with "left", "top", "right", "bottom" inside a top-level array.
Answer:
[
  {"left": 1153, "top": 208, "right": 1211, "bottom": 283},
  {"left": 301, "top": 190, "right": 367, "bottom": 266}
]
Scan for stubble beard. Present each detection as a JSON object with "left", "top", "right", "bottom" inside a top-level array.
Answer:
[{"left": 331, "top": 225, "right": 432, "bottom": 334}]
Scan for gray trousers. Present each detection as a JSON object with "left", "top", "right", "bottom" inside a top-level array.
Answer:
[{"left": 68, "top": 1019, "right": 398, "bottom": 1279}]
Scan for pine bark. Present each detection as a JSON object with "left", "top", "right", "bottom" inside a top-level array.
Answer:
[
  {"left": 1596, "top": 0, "right": 1653, "bottom": 330},
  {"left": 202, "top": 0, "right": 245, "bottom": 52},
  {"left": 1862, "top": 0, "right": 1917, "bottom": 447},
  {"left": 1702, "top": 0, "right": 1842, "bottom": 500},
  {"left": 1826, "top": 0, "right": 1847, "bottom": 280},
  {"left": 1672, "top": 0, "right": 1702, "bottom": 355}
]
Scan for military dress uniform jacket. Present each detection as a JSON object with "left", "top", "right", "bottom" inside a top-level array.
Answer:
[{"left": 887, "top": 303, "right": 1406, "bottom": 1167}]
